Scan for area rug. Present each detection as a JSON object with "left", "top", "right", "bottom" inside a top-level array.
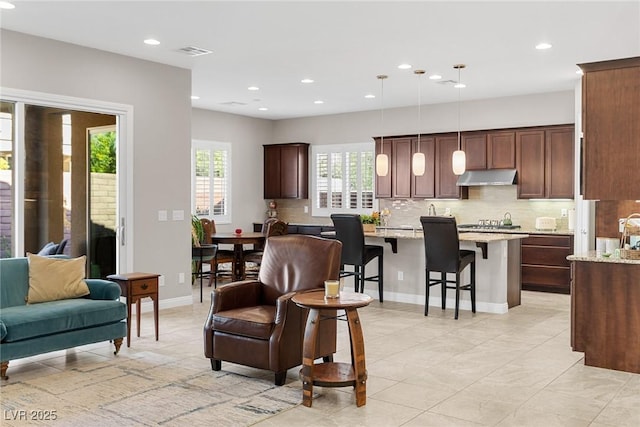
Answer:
[{"left": 0, "top": 352, "right": 303, "bottom": 426}]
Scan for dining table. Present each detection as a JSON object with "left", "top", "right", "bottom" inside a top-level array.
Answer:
[{"left": 210, "top": 232, "right": 266, "bottom": 281}]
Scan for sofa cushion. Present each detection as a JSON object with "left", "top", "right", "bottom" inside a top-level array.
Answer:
[
  {"left": 0, "top": 321, "right": 6, "bottom": 341},
  {"left": 27, "top": 254, "right": 90, "bottom": 304},
  {"left": 212, "top": 305, "right": 276, "bottom": 340},
  {"left": 0, "top": 298, "right": 126, "bottom": 343}
]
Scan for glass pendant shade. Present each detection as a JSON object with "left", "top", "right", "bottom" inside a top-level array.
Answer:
[
  {"left": 376, "top": 153, "right": 389, "bottom": 176},
  {"left": 452, "top": 150, "right": 466, "bottom": 175},
  {"left": 412, "top": 152, "right": 426, "bottom": 176}
]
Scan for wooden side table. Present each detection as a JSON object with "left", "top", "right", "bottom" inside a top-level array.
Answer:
[
  {"left": 291, "top": 290, "right": 372, "bottom": 407},
  {"left": 107, "top": 272, "right": 160, "bottom": 347}
]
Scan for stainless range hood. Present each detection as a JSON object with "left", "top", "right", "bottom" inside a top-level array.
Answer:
[{"left": 456, "top": 169, "right": 517, "bottom": 186}]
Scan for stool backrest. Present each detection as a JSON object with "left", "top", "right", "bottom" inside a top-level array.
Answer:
[
  {"left": 330, "top": 214, "right": 365, "bottom": 265},
  {"left": 420, "top": 216, "right": 461, "bottom": 273}
]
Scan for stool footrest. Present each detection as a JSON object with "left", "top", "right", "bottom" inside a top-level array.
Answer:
[{"left": 304, "top": 362, "right": 356, "bottom": 387}]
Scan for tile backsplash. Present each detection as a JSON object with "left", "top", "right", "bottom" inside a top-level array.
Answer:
[{"left": 266, "top": 186, "right": 575, "bottom": 231}]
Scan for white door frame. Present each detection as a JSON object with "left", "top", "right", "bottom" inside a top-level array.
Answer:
[{"left": 0, "top": 87, "right": 133, "bottom": 272}]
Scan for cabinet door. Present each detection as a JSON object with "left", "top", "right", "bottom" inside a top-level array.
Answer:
[
  {"left": 412, "top": 136, "right": 436, "bottom": 198},
  {"left": 488, "top": 131, "right": 516, "bottom": 169},
  {"left": 546, "top": 127, "right": 574, "bottom": 199},
  {"left": 435, "top": 135, "right": 467, "bottom": 199},
  {"left": 281, "top": 144, "right": 308, "bottom": 199},
  {"left": 516, "top": 130, "right": 545, "bottom": 199},
  {"left": 263, "top": 145, "right": 281, "bottom": 199},
  {"left": 375, "top": 137, "right": 392, "bottom": 198},
  {"left": 392, "top": 137, "right": 413, "bottom": 198},
  {"left": 582, "top": 60, "right": 640, "bottom": 200},
  {"left": 462, "top": 133, "right": 487, "bottom": 170}
]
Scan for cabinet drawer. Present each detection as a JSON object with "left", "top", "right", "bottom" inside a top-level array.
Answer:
[
  {"left": 522, "top": 246, "right": 571, "bottom": 267},
  {"left": 522, "top": 235, "right": 572, "bottom": 247},
  {"left": 131, "top": 278, "right": 158, "bottom": 296},
  {"left": 522, "top": 265, "right": 570, "bottom": 287}
]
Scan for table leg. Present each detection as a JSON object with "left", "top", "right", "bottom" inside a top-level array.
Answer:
[
  {"left": 199, "top": 252, "right": 204, "bottom": 303},
  {"left": 153, "top": 295, "right": 159, "bottom": 341},
  {"left": 126, "top": 296, "right": 132, "bottom": 347},
  {"left": 233, "top": 243, "right": 245, "bottom": 281},
  {"left": 346, "top": 307, "right": 367, "bottom": 407},
  {"left": 136, "top": 297, "right": 141, "bottom": 338},
  {"left": 300, "top": 308, "right": 321, "bottom": 407}
]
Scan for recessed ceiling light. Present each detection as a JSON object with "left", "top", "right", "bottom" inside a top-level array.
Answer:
[
  {"left": 314, "top": 100, "right": 324, "bottom": 104},
  {"left": 454, "top": 83, "right": 466, "bottom": 89},
  {"left": 0, "top": 2, "right": 16, "bottom": 9},
  {"left": 247, "top": 86, "right": 260, "bottom": 91},
  {"left": 398, "top": 64, "right": 412, "bottom": 70},
  {"left": 364, "top": 94, "right": 376, "bottom": 99},
  {"left": 144, "top": 38, "right": 160, "bottom": 46},
  {"left": 258, "top": 107, "right": 269, "bottom": 111},
  {"left": 429, "top": 74, "right": 442, "bottom": 80},
  {"left": 191, "top": 95, "right": 200, "bottom": 100},
  {"left": 301, "top": 78, "right": 314, "bottom": 84},
  {"left": 535, "top": 42, "right": 552, "bottom": 50}
]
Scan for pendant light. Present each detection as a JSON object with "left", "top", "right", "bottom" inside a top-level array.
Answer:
[
  {"left": 375, "top": 74, "right": 389, "bottom": 177},
  {"left": 452, "top": 64, "right": 466, "bottom": 176},
  {"left": 412, "top": 70, "right": 426, "bottom": 176}
]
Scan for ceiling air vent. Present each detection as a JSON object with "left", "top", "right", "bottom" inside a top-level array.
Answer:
[
  {"left": 176, "top": 46, "right": 213, "bottom": 57},
  {"left": 219, "top": 101, "right": 247, "bottom": 106}
]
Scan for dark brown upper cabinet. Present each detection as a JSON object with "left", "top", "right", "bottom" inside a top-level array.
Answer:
[
  {"left": 487, "top": 131, "right": 516, "bottom": 169},
  {"left": 462, "top": 132, "right": 487, "bottom": 170},
  {"left": 412, "top": 136, "right": 436, "bottom": 198},
  {"left": 580, "top": 57, "right": 640, "bottom": 200},
  {"left": 374, "top": 137, "right": 392, "bottom": 198},
  {"left": 435, "top": 134, "right": 468, "bottom": 199},
  {"left": 263, "top": 143, "right": 309, "bottom": 199},
  {"left": 516, "top": 125, "right": 574, "bottom": 199}
]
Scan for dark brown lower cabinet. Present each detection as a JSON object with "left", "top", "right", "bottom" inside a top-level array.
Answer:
[{"left": 521, "top": 234, "right": 573, "bottom": 294}]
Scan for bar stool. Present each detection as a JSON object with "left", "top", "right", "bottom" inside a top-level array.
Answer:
[
  {"left": 330, "top": 214, "right": 384, "bottom": 302},
  {"left": 420, "top": 216, "right": 475, "bottom": 319}
]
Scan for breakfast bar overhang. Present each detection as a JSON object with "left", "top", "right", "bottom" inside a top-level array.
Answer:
[{"left": 363, "top": 229, "right": 528, "bottom": 314}]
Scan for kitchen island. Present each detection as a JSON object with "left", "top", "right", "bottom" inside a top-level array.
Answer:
[
  {"left": 568, "top": 252, "right": 640, "bottom": 373},
  {"left": 363, "top": 229, "right": 528, "bottom": 314}
]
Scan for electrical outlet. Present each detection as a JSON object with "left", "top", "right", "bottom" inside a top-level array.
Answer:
[
  {"left": 445, "top": 208, "right": 451, "bottom": 216},
  {"left": 158, "top": 210, "right": 168, "bottom": 221},
  {"left": 304, "top": 206, "right": 309, "bottom": 213},
  {"left": 398, "top": 271, "right": 403, "bottom": 281},
  {"left": 158, "top": 275, "right": 165, "bottom": 286},
  {"left": 178, "top": 272, "right": 185, "bottom": 284},
  {"left": 561, "top": 208, "right": 568, "bottom": 217}
]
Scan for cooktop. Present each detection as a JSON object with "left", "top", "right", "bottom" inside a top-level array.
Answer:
[{"left": 458, "top": 224, "right": 522, "bottom": 230}]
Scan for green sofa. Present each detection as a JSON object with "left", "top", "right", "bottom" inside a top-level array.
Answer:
[{"left": 0, "top": 257, "right": 127, "bottom": 379}]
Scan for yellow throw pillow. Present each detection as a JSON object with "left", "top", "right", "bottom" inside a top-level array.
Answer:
[{"left": 27, "top": 254, "right": 90, "bottom": 304}]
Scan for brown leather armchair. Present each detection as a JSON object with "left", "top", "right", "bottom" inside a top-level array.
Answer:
[{"left": 203, "top": 235, "right": 342, "bottom": 385}]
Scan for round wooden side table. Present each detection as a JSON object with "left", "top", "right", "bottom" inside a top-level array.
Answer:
[{"left": 292, "top": 289, "right": 372, "bottom": 407}]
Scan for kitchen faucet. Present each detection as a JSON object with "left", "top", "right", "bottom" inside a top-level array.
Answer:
[{"left": 427, "top": 204, "right": 436, "bottom": 216}]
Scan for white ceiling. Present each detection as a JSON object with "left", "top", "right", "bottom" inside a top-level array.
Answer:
[{"left": 1, "top": 1, "right": 639, "bottom": 120}]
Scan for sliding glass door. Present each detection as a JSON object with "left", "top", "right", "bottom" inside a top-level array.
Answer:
[{"left": 0, "top": 98, "right": 125, "bottom": 278}]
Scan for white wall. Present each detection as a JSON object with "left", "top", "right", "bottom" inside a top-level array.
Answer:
[
  {"left": 272, "top": 90, "right": 574, "bottom": 143},
  {"left": 191, "top": 108, "right": 272, "bottom": 231},
  {"left": 1, "top": 29, "right": 192, "bottom": 301}
]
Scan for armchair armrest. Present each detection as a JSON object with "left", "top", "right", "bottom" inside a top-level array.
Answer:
[
  {"left": 274, "top": 291, "right": 298, "bottom": 325},
  {"left": 210, "top": 280, "right": 262, "bottom": 313},
  {"left": 84, "top": 279, "right": 122, "bottom": 300}
]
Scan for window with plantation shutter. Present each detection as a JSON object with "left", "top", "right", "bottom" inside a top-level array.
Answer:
[
  {"left": 192, "top": 140, "right": 231, "bottom": 223},
  {"left": 311, "top": 143, "right": 376, "bottom": 217}
]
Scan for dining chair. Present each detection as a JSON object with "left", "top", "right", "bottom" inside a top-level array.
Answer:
[
  {"left": 330, "top": 214, "right": 384, "bottom": 302},
  {"left": 420, "top": 216, "right": 476, "bottom": 319},
  {"left": 244, "top": 219, "right": 288, "bottom": 277},
  {"left": 201, "top": 218, "right": 234, "bottom": 287}
]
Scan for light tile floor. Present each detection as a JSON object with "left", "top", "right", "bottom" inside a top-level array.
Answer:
[{"left": 4, "top": 284, "right": 640, "bottom": 426}]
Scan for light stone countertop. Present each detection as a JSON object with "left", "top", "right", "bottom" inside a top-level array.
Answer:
[
  {"left": 567, "top": 251, "right": 640, "bottom": 265},
  {"left": 365, "top": 229, "right": 529, "bottom": 242}
]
